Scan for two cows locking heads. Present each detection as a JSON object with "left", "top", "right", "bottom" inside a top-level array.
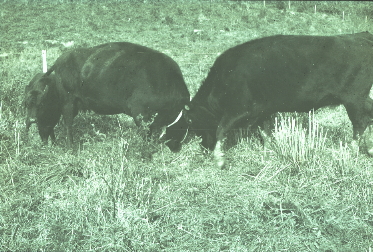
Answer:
[{"left": 24, "top": 32, "right": 373, "bottom": 168}]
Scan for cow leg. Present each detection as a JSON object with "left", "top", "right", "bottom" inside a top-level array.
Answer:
[
  {"left": 132, "top": 112, "right": 159, "bottom": 160},
  {"left": 36, "top": 124, "right": 53, "bottom": 146},
  {"left": 24, "top": 118, "right": 32, "bottom": 143},
  {"left": 251, "top": 115, "right": 273, "bottom": 146},
  {"left": 39, "top": 128, "right": 49, "bottom": 146},
  {"left": 50, "top": 129, "right": 56, "bottom": 145},
  {"left": 345, "top": 103, "right": 372, "bottom": 140},
  {"left": 363, "top": 98, "right": 373, "bottom": 155},
  {"left": 255, "top": 117, "right": 273, "bottom": 159},
  {"left": 133, "top": 112, "right": 153, "bottom": 139},
  {"left": 345, "top": 98, "right": 373, "bottom": 156},
  {"left": 214, "top": 112, "right": 251, "bottom": 169},
  {"left": 62, "top": 102, "right": 75, "bottom": 149},
  {"left": 202, "top": 131, "right": 216, "bottom": 151},
  {"left": 364, "top": 125, "right": 373, "bottom": 156}
]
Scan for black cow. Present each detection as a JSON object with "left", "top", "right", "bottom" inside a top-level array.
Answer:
[
  {"left": 182, "top": 32, "right": 373, "bottom": 168},
  {"left": 24, "top": 42, "right": 190, "bottom": 150}
]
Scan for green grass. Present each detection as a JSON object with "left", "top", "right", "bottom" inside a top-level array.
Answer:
[{"left": 1, "top": 1, "right": 373, "bottom": 251}]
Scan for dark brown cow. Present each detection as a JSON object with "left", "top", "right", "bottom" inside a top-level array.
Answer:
[
  {"left": 24, "top": 42, "right": 190, "bottom": 150},
  {"left": 181, "top": 32, "right": 373, "bottom": 168}
]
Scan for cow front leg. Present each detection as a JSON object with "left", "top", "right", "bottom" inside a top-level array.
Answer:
[
  {"left": 50, "top": 129, "right": 56, "bottom": 145},
  {"left": 214, "top": 112, "right": 250, "bottom": 169},
  {"left": 62, "top": 103, "right": 75, "bottom": 149},
  {"left": 213, "top": 139, "right": 225, "bottom": 169},
  {"left": 24, "top": 118, "right": 32, "bottom": 143}
]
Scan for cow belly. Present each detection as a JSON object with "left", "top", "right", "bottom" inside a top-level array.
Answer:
[{"left": 85, "top": 97, "right": 128, "bottom": 115}]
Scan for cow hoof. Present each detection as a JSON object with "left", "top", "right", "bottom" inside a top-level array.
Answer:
[
  {"left": 213, "top": 140, "right": 227, "bottom": 169},
  {"left": 216, "top": 158, "right": 226, "bottom": 169},
  {"left": 363, "top": 130, "right": 373, "bottom": 156},
  {"left": 349, "top": 139, "right": 359, "bottom": 154},
  {"left": 365, "top": 138, "right": 373, "bottom": 156},
  {"left": 214, "top": 151, "right": 226, "bottom": 169},
  {"left": 367, "top": 147, "right": 373, "bottom": 156}
]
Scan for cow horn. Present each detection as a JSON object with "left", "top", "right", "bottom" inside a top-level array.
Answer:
[
  {"left": 159, "top": 126, "right": 167, "bottom": 139},
  {"left": 180, "top": 127, "right": 189, "bottom": 143},
  {"left": 167, "top": 110, "right": 183, "bottom": 128},
  {"left": 159, "top": 110, "right": 184, "bottom": 139}
]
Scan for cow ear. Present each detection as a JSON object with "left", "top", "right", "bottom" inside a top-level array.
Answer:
[{"left": 184, "top": 105, "right": 190, "bottom": 111}]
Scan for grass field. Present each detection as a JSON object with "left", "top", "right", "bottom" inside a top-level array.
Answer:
[{"left": 1, "top": 1, "right": 373, "bottom": 251}]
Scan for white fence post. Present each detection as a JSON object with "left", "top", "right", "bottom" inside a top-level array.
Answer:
[{"left": 42, "top": 50, "right": 47, "bottom": 73}]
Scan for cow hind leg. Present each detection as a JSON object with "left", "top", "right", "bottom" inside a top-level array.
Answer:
[
  {"left": 345, "top": 103, "right": 372, "bottom": 140},
  {"left": 50, "top": 129, "right": 56, "bottom": 145},
  {"left": 344, "top": 101, "right": 373, "bottom": 156}
]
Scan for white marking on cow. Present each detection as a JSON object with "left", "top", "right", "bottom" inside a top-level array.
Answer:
[
  {"left": 167, "top": 110, "right": 183, "bottom": 128},
  {"left": 160, "top": 126, "right": 167, "bottom": 139},
  {"left": 214, "top": 140, "right": 225, "bottom": 169},
  {"left": 81, "top": 46, "right": 108, "bottom": 79},
  {"left": 42, "top": 50, "right": 47, "bottom": 73}
]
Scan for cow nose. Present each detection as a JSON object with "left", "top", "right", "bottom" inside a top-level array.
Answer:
[{"left": 165, "top": 140, "right": 182, "bottom": 152}]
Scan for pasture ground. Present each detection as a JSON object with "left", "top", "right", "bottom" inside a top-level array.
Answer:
[{"left": 1, "top": 1, "right": 373, "bottom": 251}]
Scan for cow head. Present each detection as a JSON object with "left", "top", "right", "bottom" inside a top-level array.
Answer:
[
  {"left": 163, "top": 116, "right": 189, "bottom": 152},
  {"left": 24, "top": 73, "right": 61, "bottom": 144},
  {"left": 24, "top": 73, "right": 46, "bottom": 129},
  {"left": 183, "top": 104, "right": 218, "bottom": 150}
]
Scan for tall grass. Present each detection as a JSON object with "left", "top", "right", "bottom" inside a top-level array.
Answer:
[{"left": 271, "top": 111, "right": 328, "bottom": 167}]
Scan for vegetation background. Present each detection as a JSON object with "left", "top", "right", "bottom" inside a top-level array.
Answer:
[{"left": 1, "top": 1, "right": 373, "bottom": 251}]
